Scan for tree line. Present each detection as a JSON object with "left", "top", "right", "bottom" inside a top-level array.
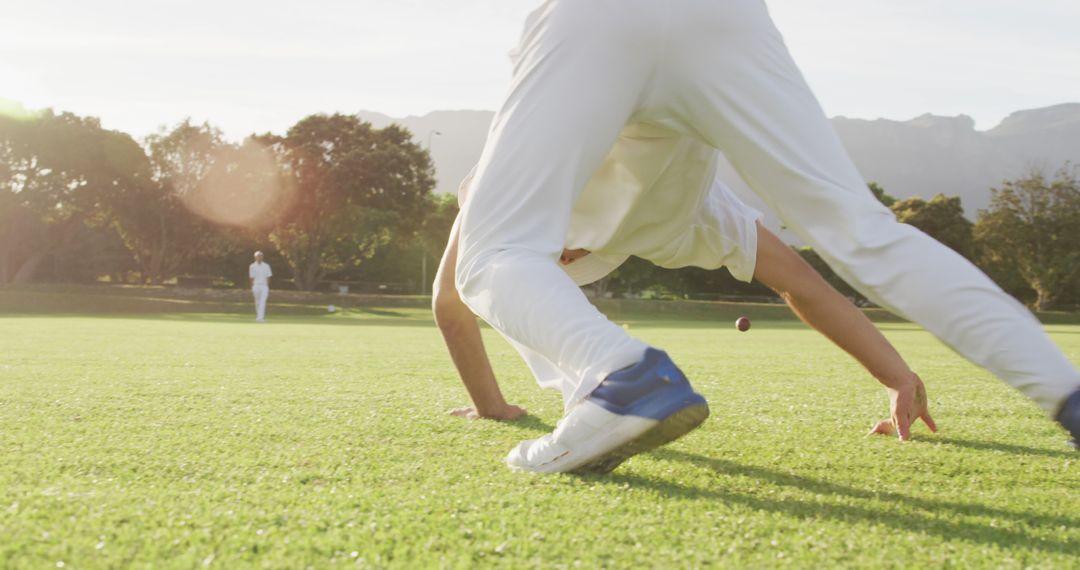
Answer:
[
  {"left": 0, "top": 110, "right": 451, "bottom": 293},
  {"left": 601, "top": 178, "right": 1080, "bottom": 311},
  {"left": 2, "top": 109, "right": 1078, "bottom": 310}
]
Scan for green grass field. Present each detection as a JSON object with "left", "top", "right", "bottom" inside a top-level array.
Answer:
[{"left": 1, "top": 288, "right": 1078, "bottom": 568}]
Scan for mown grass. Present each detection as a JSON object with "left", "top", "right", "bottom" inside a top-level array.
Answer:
[{"left": 0, "top": 288, "right": 1078, "bottom": 568}]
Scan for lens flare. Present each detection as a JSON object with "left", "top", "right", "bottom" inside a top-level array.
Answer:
[{"left": 182, "top": 140, "right": 294, "bottom": 230}]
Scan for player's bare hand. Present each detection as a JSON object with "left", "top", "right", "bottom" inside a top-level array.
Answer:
[
  {"left": 559, "top": 249, "right": 590, "bottom": 265},
  {"left": 448, "top": 404, "right": 528, "bottom": 421},
  {"left": 868, "top": 373, "right": 937, "bottom": 441},
  {"left": 868, "top": 419, "right": 896, "bottom": 437}
]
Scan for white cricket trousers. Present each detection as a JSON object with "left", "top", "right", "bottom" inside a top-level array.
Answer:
[
  {"left": 252, "top": 285, "right": 269, "bottom": 321},
  {"left": 455, "top": 0, "right": 1080, "bottom": 413}
]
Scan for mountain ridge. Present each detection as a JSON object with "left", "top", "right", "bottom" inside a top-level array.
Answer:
[{"left": 358, "top": 104, "right": 1080, "bottom": 230}]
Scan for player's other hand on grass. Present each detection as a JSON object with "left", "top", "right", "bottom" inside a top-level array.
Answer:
[
  {"left": 449, "top": 404, "right": 528, "bottom": 421},
  {"left": 868, "top": 373, "right": 937, "bottom": 441}
]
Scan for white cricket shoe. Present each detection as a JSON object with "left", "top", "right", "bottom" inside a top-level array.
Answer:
[{"left": 506, "top": 348, "right": 709, "bottom": 474}]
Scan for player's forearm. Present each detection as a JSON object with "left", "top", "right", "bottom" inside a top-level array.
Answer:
[
  {"left": 782, "top": 281, "right": 913, "bottom": 390},
  {"left": 435, "top": 307, "right": 510, "bottom": 415},
  {"left": 753, "top": 225, "right": 913, "bottom": 390},
  {"left": 433, "top": 216, "right": 512, "bottom": 416}
]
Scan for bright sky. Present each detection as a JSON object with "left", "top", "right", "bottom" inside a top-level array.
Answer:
[{"left": 2, "top": 0, "right": 1078, "bottom": 140}]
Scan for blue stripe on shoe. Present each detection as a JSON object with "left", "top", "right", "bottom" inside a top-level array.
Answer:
[
  {"left": 586, "top": 348, "right": 706, "bottom": 421},
  {"left": 1057, "top": 389, "right": 1080, "bottom": 446}
]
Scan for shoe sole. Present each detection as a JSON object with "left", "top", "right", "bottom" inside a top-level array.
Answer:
[{"left": 571, "top": 402, "right": 710, "bottom": 474}]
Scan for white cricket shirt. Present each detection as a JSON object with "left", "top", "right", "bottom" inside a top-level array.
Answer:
[{"left": 249, "top": 262, "right": 273, "bottom": 287}]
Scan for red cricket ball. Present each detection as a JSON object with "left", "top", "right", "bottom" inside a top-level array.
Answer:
[{"left": 735, "top": 316, "right": 751, "bottom": 332}]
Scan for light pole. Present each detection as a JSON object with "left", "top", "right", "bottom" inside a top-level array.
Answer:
[
  {"left": 421, "top": 254, "right": 428, "bottom": 296},
  {"left": 426, "top": 130, "right": 442, "bottom": 151}
]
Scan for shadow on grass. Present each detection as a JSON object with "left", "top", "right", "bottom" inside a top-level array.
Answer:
[
  {"left": 356, "top": 307, "right": 409, "bottom": 318},
  {"left": 584, "top": 448, "right": 1079, "bottom": 555},
  {"left": 929, "top": 436, "right": 1077, "bottom": 459},
  {"left": 0, "top": 311, "right": 436, "bottom": 328},
  {"left": 501, "top": 415, "right": 555, "bottom": 433}
]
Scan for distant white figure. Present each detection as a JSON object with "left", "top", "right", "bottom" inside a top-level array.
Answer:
[{"left": 249, "top": 251, "right": 272, "bottom": 321}]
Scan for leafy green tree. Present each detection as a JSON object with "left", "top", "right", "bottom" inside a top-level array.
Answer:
[
  {"left": 355, "top": 193, "right": 474, "bottom": 295},
  {"left": 973, "top": 248, "right": 1037, "bottom": 306},
  {"left": 0, "top": 189, "right": 38, "bottom": 283},
  {"left": 795, "top": 247, "right": 867, "bottom": 304},
  {"left": 260, "top": 114, "right": 435, "bottom": 291},
  {"left": 0, "top": 111, "right": 145, "bottom": 283},
  {"left": 869, "top": 182, "right": 897, "bottom": 208},
  {"left": 671, "top": 266, "right": 773, "bottom": 300},
  {"left": 104, "top": 120, "right": 231, "bottom": 284},
  {"left": 890, "top": 194, "right": 975, "bottom": 259},
  {"left": 974, "top": 167, "right": 1080, "bottom": 310},
  {"left": 418, "top": 193, "right": 460, "bottom": 260},
  {"left": 603, "top": 257, "right": 676, "bottom": 298},
  {"left": 180, "top": 224, "right": 261, "bottom": 288}
]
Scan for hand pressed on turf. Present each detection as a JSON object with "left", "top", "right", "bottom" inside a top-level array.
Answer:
[
  {"left": 449, "top": 404, "right": 528, "bottom": 421},
  {"left": 868, "top": 373, "right": 937, "bottom": 441}
]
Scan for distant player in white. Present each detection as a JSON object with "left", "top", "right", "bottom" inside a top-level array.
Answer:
[
  {"left": 454, "top": 0, "right": 1080, "bottom": 473},
  {"left": 249, "top": 251, "right": 272, "bottom": 322},
  {"left": 437, "top": 126, "right": 934, "bottom": 473}
]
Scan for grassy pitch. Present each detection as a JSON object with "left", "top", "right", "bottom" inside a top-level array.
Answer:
[{"left": 1, "top": 290, "right": 1078, "bottom": 568}]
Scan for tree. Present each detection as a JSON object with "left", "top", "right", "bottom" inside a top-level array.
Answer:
[
  {"left": 672, "top": 266, "right": 773, "bottom": 301},
  {"left": 890, "top": 194, "right": 975, "bottom": 259},
  {"left": 347, "top": 194, "right": 459, "bottom": 293},
  {"left": 261, "top": 114, "right": 435, "bottom": 291},
  {"left": 974, "top": 167, "right": 1080, "bottom": 310},
  {"left": 603, "top": 256, "right": 669, "bottom": 298},
  {"left": 0, "top": 187, "right": 39, "bottom": 284},
  {"left": 795, "top": 247, "right": 867, "bottom": 304},
  {"left": 0, "top": 110, "right": 146, "bottom": 283},
  {"left": 417, "top": 192, "right": 460, "bottom": 261},
  {"left": 104, "top": 120, "right": 232, "bottom": 284},
  {"left": 869, "top": 182, "right": 897, "bottom": 208}
]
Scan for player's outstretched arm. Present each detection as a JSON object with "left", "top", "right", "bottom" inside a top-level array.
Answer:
[
  {"left": 751, "top": 223, "right": 936, "bottom": 441},
  {"left": 433, "top": 215, "right": 526, "bottom": 421}
]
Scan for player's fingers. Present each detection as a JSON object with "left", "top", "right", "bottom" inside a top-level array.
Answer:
[
  {"left": 921, "top": 411, "right": 938, "bottom": 433},
  {"left": 867, "top": 419, "right": 894, "bottom": 436},
  {"left": 448, "top": 407, "right": 474, "bottom": 417},
  {"left": 895, "top": 412, "right": 912, "bottom": 442}
]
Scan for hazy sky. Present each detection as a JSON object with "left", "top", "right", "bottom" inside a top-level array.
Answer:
[{"left": 3, "top": 0, "right": 1078, "bottom": 140}]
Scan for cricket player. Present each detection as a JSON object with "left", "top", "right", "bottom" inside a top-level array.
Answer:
[
  {"left": 438, "top": 125, "right": 934, "bottom": 473},
  {"left": 249, "top": 251, "right": 272, "bottom": 322},
  {"left": 453, "top": 0, "right": 1080, "bottom": 473}
]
